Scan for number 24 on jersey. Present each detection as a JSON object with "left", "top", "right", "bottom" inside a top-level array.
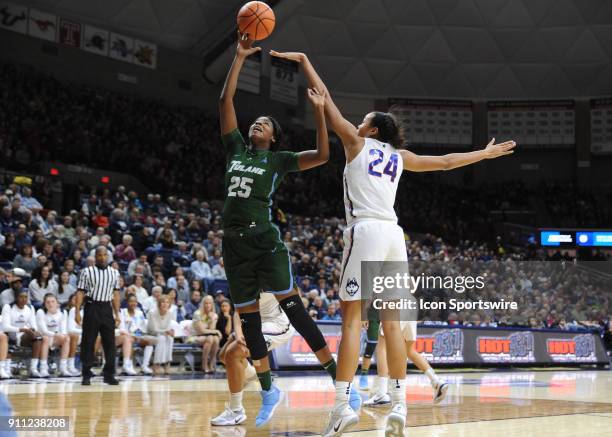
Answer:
[{"left": 368, "top": 149, "right": 398, "bottom": 182}]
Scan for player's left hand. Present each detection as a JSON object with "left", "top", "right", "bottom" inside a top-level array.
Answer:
[
  {"left": 483, "top": 138, "right": 516, "bottom": 159},
  {"left": 307, "top": 87, "right": 326, "bottom": 108}
]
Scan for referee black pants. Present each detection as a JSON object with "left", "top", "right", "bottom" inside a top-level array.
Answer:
[{"left": 81, "top": 301, "right": 116, "bottom": 377}]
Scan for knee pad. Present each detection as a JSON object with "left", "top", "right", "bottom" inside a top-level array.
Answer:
[
  {"left": 279, "top": 294, "right": 327, "bottom": 352},
  {"left": 239, "top": 311, "right": 268, "bottom": 361},
  {"left": 364, "top": 341, "right": 377, "bottom": 358}
]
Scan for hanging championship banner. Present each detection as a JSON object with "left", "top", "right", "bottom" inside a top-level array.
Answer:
[
  {"left": 27, "top": 8, "right": 56, "bottom": 41},
  {"left": 237, "top": 51, "right": 261, "bottom": 94},
  {"left": 0, "top": 2, "right": 27, "bottom": 34},
  {"left": 270, "top": 57, "right": 298, "bottom": 106},
  {"left": 133, "top": 39, "right": 157, "bottom": 69},
  {"left": 591, "top": 98, "right": 612, "bottom": 154},
  {"left": 82, "top": 24, "right": 109, "bottom": 56},
  {"left": 59, "top": 18, "right": 81, "bottom": 48},
  {"left": 109, "top": 32, "right": 134, "bottom": 63}
]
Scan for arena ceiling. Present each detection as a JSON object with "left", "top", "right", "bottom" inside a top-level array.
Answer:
[{"left": 25, "top": 0, "right": 612, "bottom": 98}]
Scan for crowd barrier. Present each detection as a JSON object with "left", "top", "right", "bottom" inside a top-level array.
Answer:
[{"left": 271, "top": 322, "right": 609, "bottom": 369}]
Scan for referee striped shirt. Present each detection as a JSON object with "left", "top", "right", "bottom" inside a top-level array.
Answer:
[{"left": 77, "top": 266, "right": 120, "bottom": 302}]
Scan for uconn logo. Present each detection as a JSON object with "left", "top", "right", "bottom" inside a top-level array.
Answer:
[{"left": 345, "top": 278, "right": 359, "bottom": 296}]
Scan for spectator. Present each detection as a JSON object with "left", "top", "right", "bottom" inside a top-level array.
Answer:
[
  {"left": 167, "top": 268, "right": 190, "bottom": 302},
  {"left": 115, "top": 234, "right": 136, "bottom": 263},
  {"left": 216, "top": 298, "right": 234, "bottom": 348},
  {"left": 212, "top": 257, "right": 226, "bottom": 280},
  {"left": 14, "top": 224, "right": 31, "bottom": 251},
  {"left": 29, "top": 266, "right": 58, "bottom": 309},
  {"left": 143, "top": 286, "right": 162, "bottom": 315},
  {"left": 12, "top": 244, "right": 37, "bottom": 274},
  {"left": 185, "top": 289, "right": 203, "bottom": 320},
  {"left": 0, "top": 269, "right": 26, "bottom": 306},
  {"left": 56, "top": 270, "right": 76, "bottom": 307},
  {"left": 190, "top": 250, "right": 214, "bottom": 291},
  {"left": 0, "top": 233, "right": 17, "bottom": 262},
  {"left": 127, "top": 254, "right": 153, "bottom": 279},
  {"left": 190, "top": 295, "right": 221, "bottom": 374},
  {"left": 321, "top": 302, "right": 341, "bottom": 321},
  {"left": 130, "top": 275, "right": 149, "bottom": 306},
  {"left": 145, "top": 295, "right": 175, "bottom": 375}
]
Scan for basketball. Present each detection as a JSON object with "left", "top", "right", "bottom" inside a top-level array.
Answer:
[{"left": 237, "top": 1, "right": 275, "bottom": 41}]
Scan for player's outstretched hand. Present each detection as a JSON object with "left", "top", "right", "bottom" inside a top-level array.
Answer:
[
  {"left": 483, "top": 138, "right": 516, "bottom": 159},
  {"left": 269, "top": 50, "right": 306, "bottom": 63},
  {"left": 307, "top": 87, "right": 326, "bottom": 108},
  {"left": 236, "top": 31, "right": 261, "bottom": 58}
]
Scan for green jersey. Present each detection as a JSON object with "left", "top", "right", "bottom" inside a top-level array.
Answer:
[{"left": 221, "top": 129, "right": 299, "bottom": 232}]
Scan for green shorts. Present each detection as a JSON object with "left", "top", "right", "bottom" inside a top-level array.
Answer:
[{"left": 222, "top": 226, "right": 295, "bottom": 307}]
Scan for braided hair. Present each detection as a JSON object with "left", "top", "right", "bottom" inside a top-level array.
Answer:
[
  {"left": 263, "top": 115, "right": 283, "bottom": 152},
  {"left": 370, "top": 112, "right": 405, "bottom": 148}
]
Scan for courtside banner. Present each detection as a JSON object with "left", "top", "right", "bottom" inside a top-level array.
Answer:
[{"left": 271, "top": 325, "right": 608, "bottom": 368}]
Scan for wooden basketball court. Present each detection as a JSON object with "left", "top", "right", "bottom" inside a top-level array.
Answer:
[{"left": 2, "top": 369, "right": 611, "bottom": 436}]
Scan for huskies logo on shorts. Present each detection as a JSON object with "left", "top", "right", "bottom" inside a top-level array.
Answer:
[{"left": 345, "top": 278, "right": 359, "bottom": 296}]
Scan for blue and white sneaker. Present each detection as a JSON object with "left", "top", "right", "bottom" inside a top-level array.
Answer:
[
  {"left": 255, "top": 385, "right": 283, "bottom": 427},
  {"left": 358, "top": 373, "right": 369, "bottom": 391},
  {"left": 349, "top": 384, "right": 362, "bottom": 412}
]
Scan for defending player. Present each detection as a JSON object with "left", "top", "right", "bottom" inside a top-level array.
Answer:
[
  {"left": 218, "top": 33, "right": 360, "bottom": 428},
  {"left": 270, "top": 49, "right": 516, "bottom": 437}
]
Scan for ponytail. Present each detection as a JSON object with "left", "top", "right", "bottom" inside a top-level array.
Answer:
[{"left": 370, "top": 112, "right": 405, "bottom": 148}]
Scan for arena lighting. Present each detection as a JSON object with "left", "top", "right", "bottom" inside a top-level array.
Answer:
[
  {"left": 49, "top": 167, "right": 59, "bottom": 176},
  {"left": 101, "top": 176, "right": 110, "bottom": 184}
]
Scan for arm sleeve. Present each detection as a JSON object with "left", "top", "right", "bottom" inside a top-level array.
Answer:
[
  {"left": 221, "top": 129, "right": 247, "bottom": 159},
  {"left": 1, "top": 305, "right": 18, "bottom": 333},
  {"left": 276, "top": 151, "right": 300, "bottom": 174}
]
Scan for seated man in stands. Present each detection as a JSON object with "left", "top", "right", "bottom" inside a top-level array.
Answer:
[{"left": 0, "top": 269, "right": 27, "bottom": 307}]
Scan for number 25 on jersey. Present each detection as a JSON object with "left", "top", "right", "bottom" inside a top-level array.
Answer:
[
  {"left": 228, "top": 176, "right": 253, "bottom": 198},
  {"left": 368, "top": 149, "right": 398, "bottom": 182}
]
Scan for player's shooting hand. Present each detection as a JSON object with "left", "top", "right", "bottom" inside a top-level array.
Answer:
[
  {"left": 307, "top": 87, "right": 326, "bottom": 108},
  {"left": 269, "top": 50, "right": 306, "bottom": 63},
  {"left": 237, "top": 31, "right": 261, "bottom": 58},
  {"left": 483, "top": 138, "right": 516, "bottom": 159}
]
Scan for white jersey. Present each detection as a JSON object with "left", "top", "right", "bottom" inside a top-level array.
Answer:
[
  {"left": 259, "top": 292, "right": 289, "bottom": 326},
  {"left": 1, "top": 304, "right": 37, "bottom": 332},
  {"left": 35, "top": 309, "right": 66, "bottom": 336},
  {"left": 343, "top": 138, "right": 403, "bottom": 226}
]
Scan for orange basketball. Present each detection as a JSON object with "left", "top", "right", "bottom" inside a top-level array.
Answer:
[{"left": 237, "top": 1, "right": 275, "bottom": 41}]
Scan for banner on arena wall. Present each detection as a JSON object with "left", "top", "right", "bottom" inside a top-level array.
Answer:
[
  {"left": 487, "top": 100, "right": 575, "bottom": 147},
  {"left": 387, "top": 98, "right": 473, "bottom": 147},
  {"left": 132, "top": 39, "right": 157, "bottom": 69},
  {"left": 237, "top": 51, "right": 261, "bottom": 94},
  {"left": 590, "top": 98, "right": 612, "bottom": 154},
  {"left": 109, "top": 32, "right": 134, "bottom": 63},
  {"left": 271, "top": 324, "right": 608, "bottom": 368},
  {"left": 270, "top": 57, "right": 299, "bottom": 106},
  {"left": 59, "top": 18, "right": 81, "bottom": 48},
  {"left": 82, "top": 24, "right": 109, "bottom": 56},
  {"left": 0, "top": 2, "right": 27, "bottom": 34},
  {"left": 27, "top": 8, "right": 56, "bottom": 41}
]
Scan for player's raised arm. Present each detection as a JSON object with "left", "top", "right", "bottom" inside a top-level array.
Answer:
[
  {"left": 296, "top": 87, "right": 329, "bottom": 170},
  {"left": 400, "top": 138, "right": 516, "bottom": 172},
  {"left": 270, "top": 51, "right": 363, "bottom": 156},
  {"left": 219, "top": 32, "right": 262, "bottom": 135}
]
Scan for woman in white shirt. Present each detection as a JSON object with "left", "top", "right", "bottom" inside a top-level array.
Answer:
[
  {"left": 29, "top": 266, "right": 58, "bottom": 310},
  {"left": 0, "top": 313, "right": 10, "bottom": 379},
  {"left": 1, "top": 290, "right": 45, "bottom": 377},
  {"left": 120, "top": 294, "right": 156, "bottom": 375},
  {"left": 191, "top": 295, "right": 221, "bottom": 374},
  {"left": 36, "top": 293, "right": 72, "bottom": 377},
  {"left": 131, "top": 274, "right": 149, "bottom": 306},
  {"left": 56, "top": 271, "right": 76, "bottom": 308},
  {"left": 145, "top": 295, "right": 175, "bottom": 375}
]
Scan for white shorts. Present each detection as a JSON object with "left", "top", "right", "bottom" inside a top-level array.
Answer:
[
  {"left": 380, "top": 321, "right": 417, "bottom": 342},
  {"left": 339, "top": 220, "right": 408, "bottom": 301},
  {"left": 262, "top": 320, "right": 295, "bottom": 351}
]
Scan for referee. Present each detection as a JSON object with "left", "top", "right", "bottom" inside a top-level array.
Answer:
[{"left": 75, "top": 246, "right": 121, "bottom": 385}]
